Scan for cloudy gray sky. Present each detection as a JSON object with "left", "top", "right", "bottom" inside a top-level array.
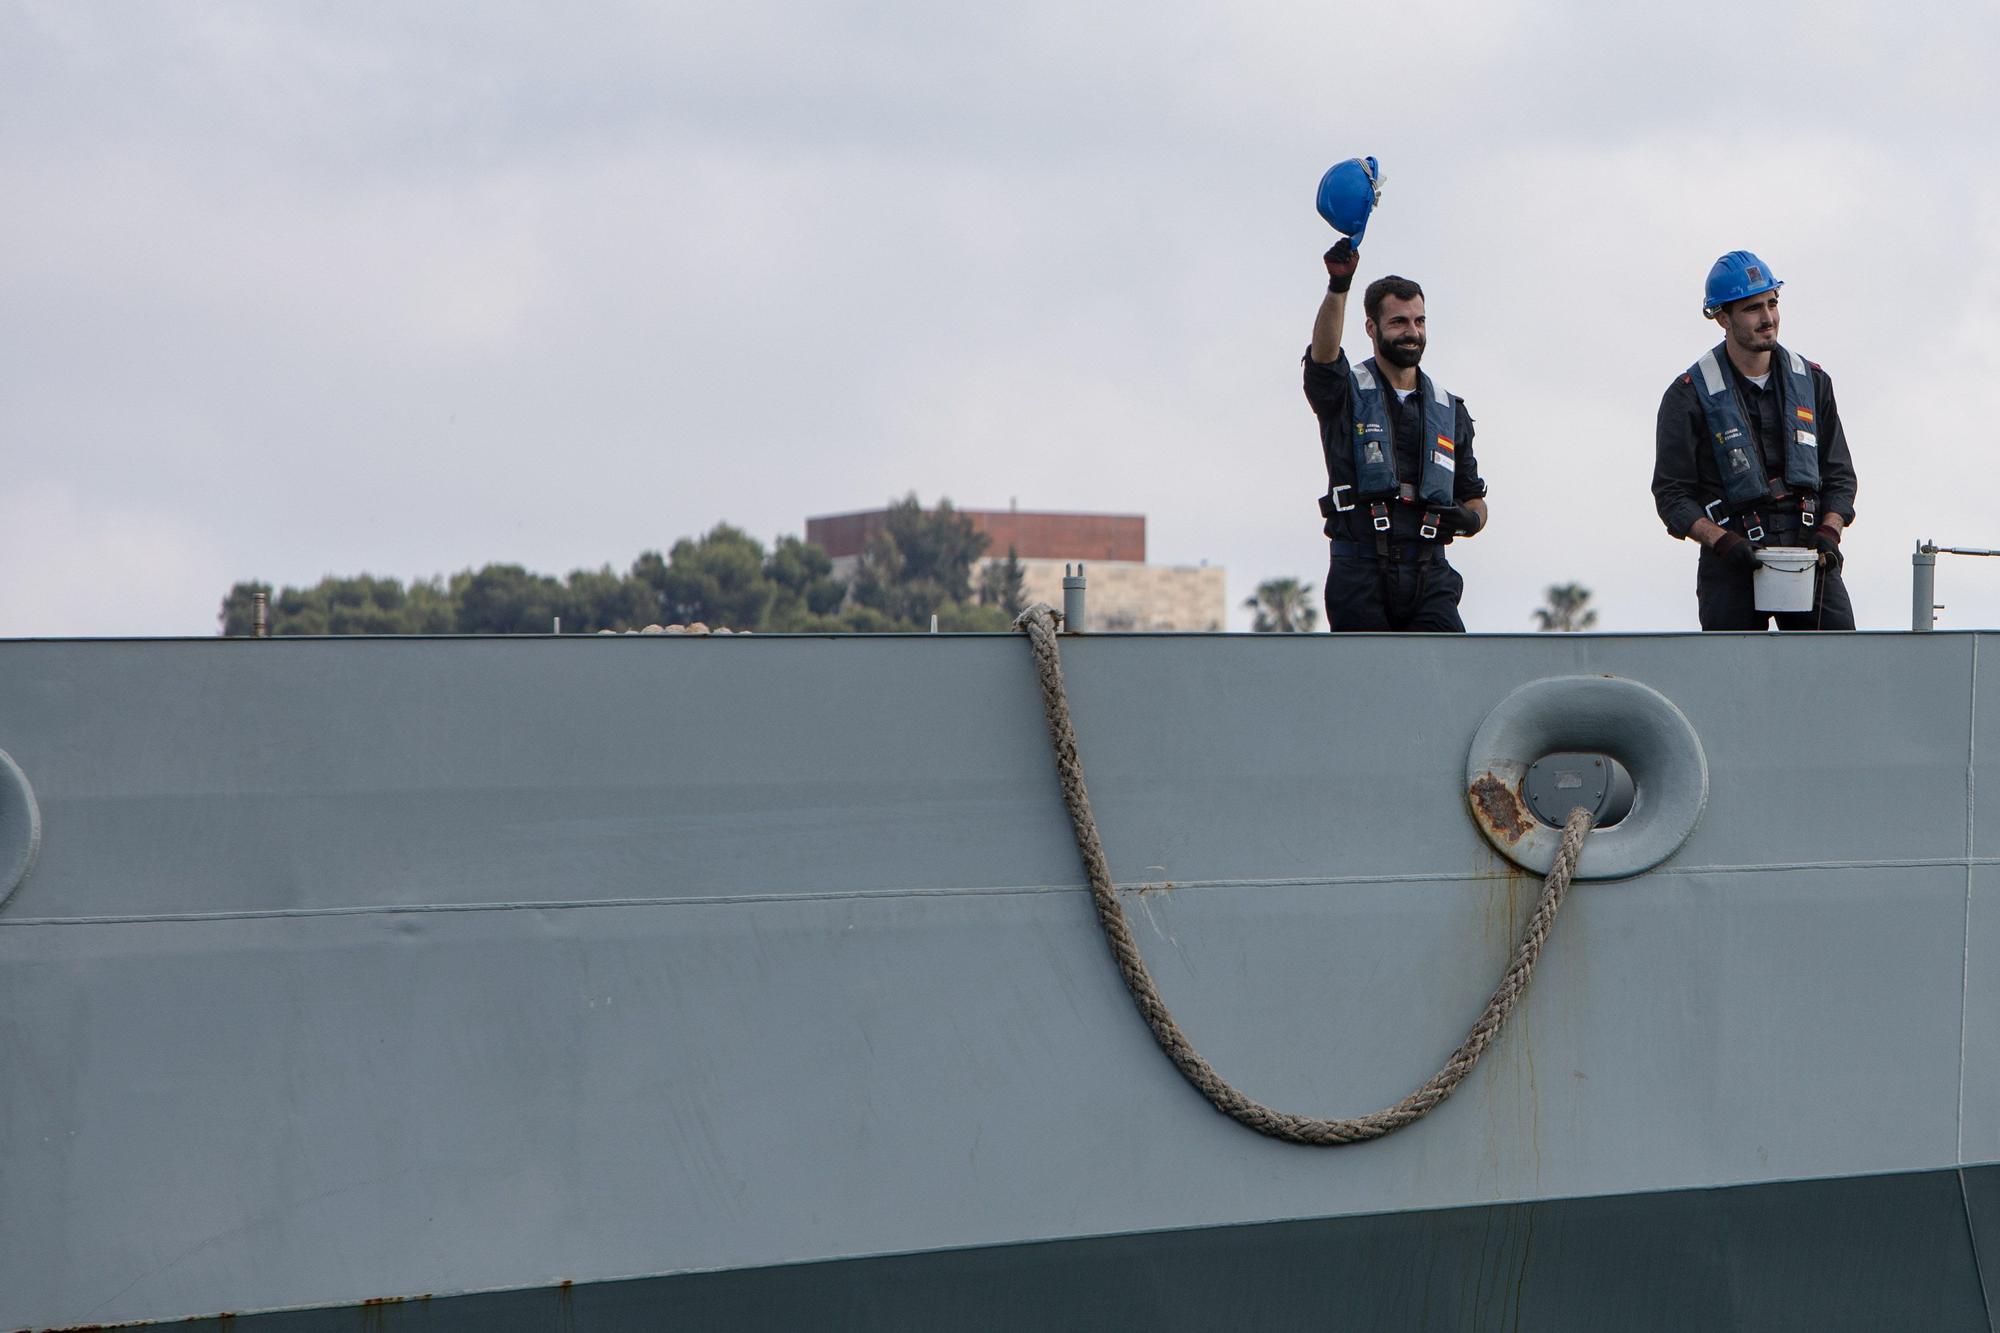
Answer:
[{"left": 4, "top": 0, "right": 1996, "bottom": 635}]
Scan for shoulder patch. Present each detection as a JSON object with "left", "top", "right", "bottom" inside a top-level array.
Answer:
[{"left": 1681, "top": 373, "right": 1692, "bottom": 384}]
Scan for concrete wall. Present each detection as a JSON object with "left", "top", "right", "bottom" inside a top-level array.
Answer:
[
  {"left": 819, "top": 555, "right": 1225, "bottom": 631},
  {"left": 1013, "top": 558, "right": 1226, "bottom": 631}
]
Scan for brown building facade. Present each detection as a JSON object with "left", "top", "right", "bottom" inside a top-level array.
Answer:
[{"left": 806, "top": 508, "right": 1145, "bottom": 564}]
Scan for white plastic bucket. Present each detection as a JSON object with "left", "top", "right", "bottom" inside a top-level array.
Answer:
[{"left": 1752, "top": 545, "right": 1817, "bottom": 612}]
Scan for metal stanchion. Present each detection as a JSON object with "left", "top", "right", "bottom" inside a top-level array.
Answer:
[{"left": 1913, "top": 540, "right": 2000, "bottom": 630}]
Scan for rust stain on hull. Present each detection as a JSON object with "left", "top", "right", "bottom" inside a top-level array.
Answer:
[{"left": 1469, "top": 773, "right": 1532, "bottom": 844}]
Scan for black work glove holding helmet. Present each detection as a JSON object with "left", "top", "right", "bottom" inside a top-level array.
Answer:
[
  {"left": 1443, "top": 503, "right": 1484, "bottom": 537},
  {"left": 1809, "top": 523, "right": 1843, "bottom": 573},
  {"left": 1324, "top": 239, "right": 1358, "bottom": 294},
  {"left": 1713, "top": 530, "right": 1761, "bottom": 573}
]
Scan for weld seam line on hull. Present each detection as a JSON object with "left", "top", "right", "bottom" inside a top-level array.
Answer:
[
  {"left": 0, "top": 883, "right": 1081, "bottom": 927},
  {"left": 1963, "top": 633, "right": 1980, "bottom": 1168},
  {"left": 5, "top": 857, "right": 1996, "bottom": 929},
  {"left": 1088, "top": 856, "right": 1989, "bottom": 886}
]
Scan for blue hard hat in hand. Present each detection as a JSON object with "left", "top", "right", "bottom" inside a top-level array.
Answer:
[
  {"left": 1703, "top": 250, "right": 1782, "bottom": 317},
  {"left": 1316, "top": 156, "right": 1385, "bottom": 247}
]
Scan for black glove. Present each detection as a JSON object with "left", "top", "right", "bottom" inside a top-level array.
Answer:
[
  {"left": 1324, "top": 239, "right": 1358, "bottom": 294},
  {"left": 1809, "top": 523, "right": 1843, "bottom": 573},
  {"left": 1714, "top": 530, "right": 1760, "bottom": 573},
  {"left": 1445, "top": 503, "right": 1484, "bottom": 536}
]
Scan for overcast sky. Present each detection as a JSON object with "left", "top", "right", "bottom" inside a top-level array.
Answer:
[{"left": 4, "top": 0, "right": 1996, "bottom": 635}]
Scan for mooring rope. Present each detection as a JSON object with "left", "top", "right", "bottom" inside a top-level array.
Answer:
[{"left": 1014, "top": 603, "right": 1593, "bottom": 1144}]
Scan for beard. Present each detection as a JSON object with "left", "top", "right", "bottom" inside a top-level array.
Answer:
[
  {"left": 1376, "top": 336, "right": 1425, "bottom": 369},
  {"left": 1729, "top": 315, "right": 1778, "bottom": 352}
]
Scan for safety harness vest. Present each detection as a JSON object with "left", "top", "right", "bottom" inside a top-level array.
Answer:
[
  {"left": 1689, "top": 342, "right": 1821, "bottom": 535},
  {"left": 1321, "top": 357, "right": 1458, "bottom": 538}
]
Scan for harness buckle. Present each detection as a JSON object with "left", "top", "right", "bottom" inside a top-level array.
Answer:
[
  {"left": 1419, "top": 510, "right": 1441, "bottom": 540},
  {"left": 1745, "top": 521, "right": 1765, "bottom": 542},
  {"left": 1329, "top": 484, "right": 1354, "bottom": 513},
  {"left": 1704, "top": 498, "right": 1730, "bottom": 528},
  {"left": 1370, "top": 500, "right": 1391, "bottom": 533}
]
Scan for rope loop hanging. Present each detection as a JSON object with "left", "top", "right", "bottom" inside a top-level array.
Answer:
[{"left": 1014, "top": 603, "right": 1594, "bottom": 1145}]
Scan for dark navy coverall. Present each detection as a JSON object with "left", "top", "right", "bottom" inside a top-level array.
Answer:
[
  {"left": 1653, "top": 356, "right": 1859, "bottom": 631},
  {"left": 1302, "top": 347, "right": 1487, "bottom": 632}
]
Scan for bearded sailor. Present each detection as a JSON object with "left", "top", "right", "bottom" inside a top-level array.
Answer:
[{"left": 1301, "top": 157, "right": 1488, "bottom": 632}]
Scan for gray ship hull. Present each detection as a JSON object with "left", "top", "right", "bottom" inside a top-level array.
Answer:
[{"left": 3, "top": 631, "right": 1996, "bottom": 1329}]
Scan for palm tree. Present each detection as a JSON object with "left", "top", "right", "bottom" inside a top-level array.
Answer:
[
  {"left": 1245, "top": 577, "right": 1319, "bottom": 632},
  {"left": 1533, "top": 583, "right": 1598, "bottom": 632}
]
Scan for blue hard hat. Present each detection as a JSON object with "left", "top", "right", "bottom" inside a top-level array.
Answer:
[
  {"left": 1703, "top": 250, "right": 1783, "bottom": 317},
  {"left": 1316, "top": 156, "right": 1384, "bottom": 248}
]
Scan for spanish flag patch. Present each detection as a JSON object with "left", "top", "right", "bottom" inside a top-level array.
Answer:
[
  {"left": 1795, "top": 407, "right": 1815, "bottom": 423},
  {"left": 1435, "top": 435, "right": 1454, "bottom": 452}
]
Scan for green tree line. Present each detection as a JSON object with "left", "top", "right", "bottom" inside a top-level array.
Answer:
[{"left": 220, "top": 496, "right": 1022, "bottom": 636}]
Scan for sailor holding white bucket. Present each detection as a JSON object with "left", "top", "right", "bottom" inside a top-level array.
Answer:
[
  {"left": 1652, "top": 251, "right": 1860, "bottom": 629},
  {"left": 1301, "top": 156, "right": 1490, "bottom": 632}
]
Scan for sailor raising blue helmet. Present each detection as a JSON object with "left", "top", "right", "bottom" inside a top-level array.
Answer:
[
  {"left": 1302, "top": 232, "right": 1488, "bottom": 632},
  {"left": 1652, "top": 251, "right": 1859, "bottom": 630}
]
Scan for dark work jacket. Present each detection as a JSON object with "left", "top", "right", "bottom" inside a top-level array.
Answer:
[
  {"left": 1302, "top": 347, "right": 1486, "bottom": 544},
  {"left": 1653, "top": 354, "right": 1858, "bottom": 540}
]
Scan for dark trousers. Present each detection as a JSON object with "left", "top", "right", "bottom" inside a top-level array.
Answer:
[
  {"left": 1325, "top": 549, "right": 1465, "bottom": 632},
  {"left": 1695, "top": 550, "right": 1855, "bottom": 630}
]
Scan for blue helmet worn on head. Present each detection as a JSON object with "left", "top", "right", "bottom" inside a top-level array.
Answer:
[
  {"left": 1316, "top": 155, "right": 1385, "bottom": 248},
  {"left": 1703, "top": 250, "right": 1782, "bottom": 318}
]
